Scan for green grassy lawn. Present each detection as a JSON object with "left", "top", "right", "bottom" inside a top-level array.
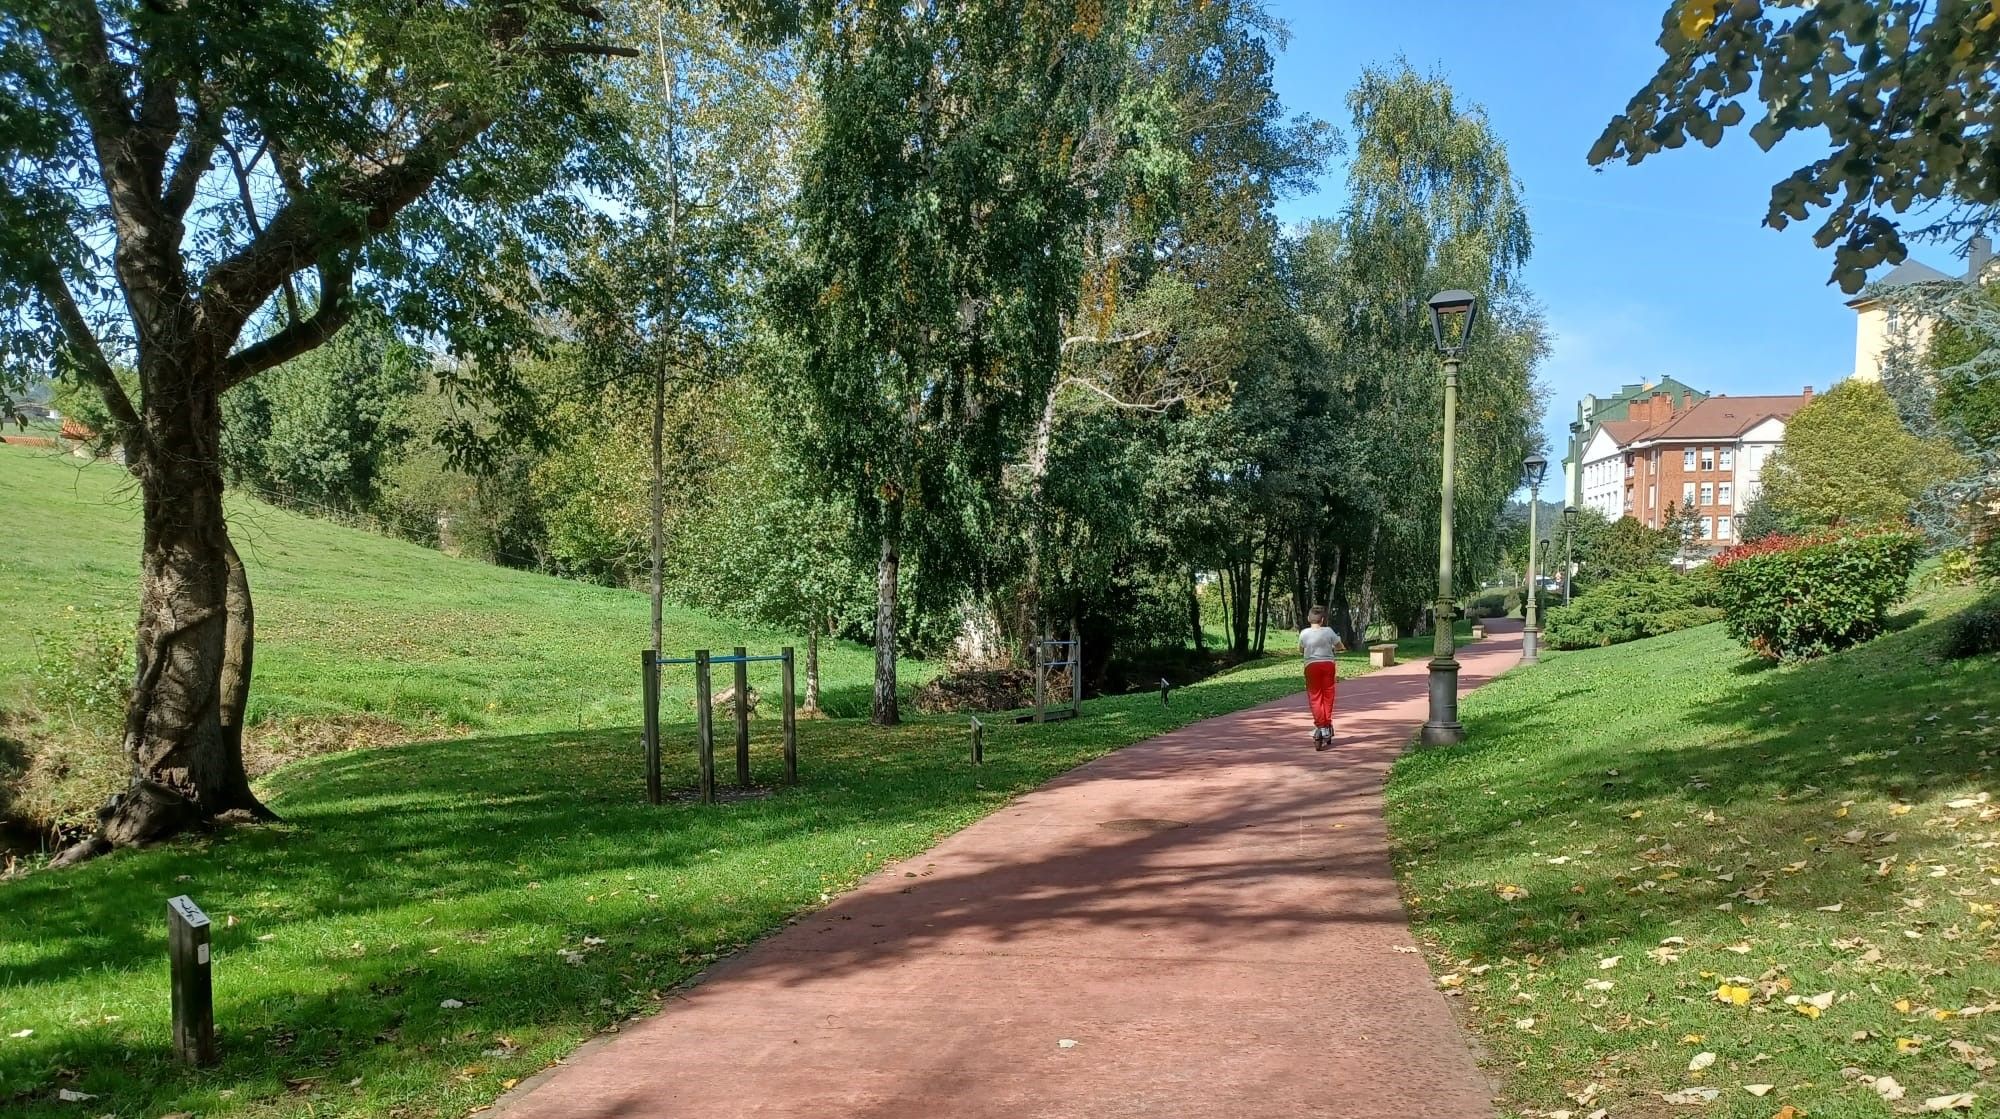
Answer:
[
  {"left": 0, "top": 444, "right": 902, "bottom": 830},
  {"left": 0, "top": 639, "right": 1427, "bottom": 1118},
  {"left": 0, "top": 440, "right": 1455, "bottom": 1117},
  {"left": 1390, "top": 591, "right": 2000, "bottom": 1119}
]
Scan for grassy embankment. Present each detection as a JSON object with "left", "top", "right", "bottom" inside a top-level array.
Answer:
[
  {"left": 0, "top": 442, "right": 1434, "bottom": 1117},
  {"left": 0, "top": 444, "right": 893, "bottom": 832},
  {"left": 1390, "top": 590, "right": 2000, "bottom": 1119}
]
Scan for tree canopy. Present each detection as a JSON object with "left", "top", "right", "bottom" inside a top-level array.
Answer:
[{"left": 1593, "top": 0, "right": 2000, "bottom": 293}]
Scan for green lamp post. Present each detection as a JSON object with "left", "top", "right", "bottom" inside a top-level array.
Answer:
[
  {"left": 1421, "top": 289, "right": 1477, "bottom": 747},
  {"left": 1522, "top": 452, "right": 1548, "bottom": 663}
]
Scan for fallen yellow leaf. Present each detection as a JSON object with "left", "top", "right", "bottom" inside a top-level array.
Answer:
[{"left": 1717, "top": 984, "right": 1754, "bottom": 1007}]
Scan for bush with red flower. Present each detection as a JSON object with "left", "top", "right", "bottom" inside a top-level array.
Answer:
[{"left": 1712, "top": 529, "right": 1924, "bottom": 660}]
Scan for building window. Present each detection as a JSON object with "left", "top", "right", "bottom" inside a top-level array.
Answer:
[
  {"left": 1683, "top": 448, "right": 1696, "bottom": 470},
  {"left": 1683, "top": 482, "right": 1696, "bottom": 505},
  {"left": 1701, "top": 447, "right": 1715, "bottom": 470},
  {"left": 1700, "top": 482, "right": 1714, "bottom": 505},
  {"left": 1700, "top": 516, "right": 1714, "bottom": 540},
  {"left": 1718, "top": 481, "right": 1733, "bottom": 505},
  {"left": 1648, "top": 483, "right": 1657, "bottom": 508},
  {"left": 1719, "top": 448, "right": 1735, "bottom": 470},
  {"left": 1717, "top": 516, "right": 1733, "bottom": 540}
]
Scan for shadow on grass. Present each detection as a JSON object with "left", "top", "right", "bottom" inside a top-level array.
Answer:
[
  {"left": 0, "top": 654, "right": 1343, "bottom": 1116},
  {"left": 1390, "top": 600, "right": 2000, "bottom": 961}
]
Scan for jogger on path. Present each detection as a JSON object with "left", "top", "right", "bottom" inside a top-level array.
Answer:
[{"left": 1299, "top": 605, "right": 1343, "bottom": 750}]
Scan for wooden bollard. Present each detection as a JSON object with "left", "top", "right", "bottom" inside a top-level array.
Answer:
[
  {"left": 1159, "top": 677, "right": 1171, "bottom": 707},
  {"left": 970, "top": 717, "right": 984, "bottom": 765},
  {"left": 168, "top": 895, "right": 216, "bottom": 1066},
  {"left": 733, "top": 646, "right": 751, "bottom": 787}
]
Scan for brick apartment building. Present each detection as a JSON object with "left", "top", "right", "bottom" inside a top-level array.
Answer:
[{"left": 1576, "top": 389, "right": 1816, "bottom": 553}]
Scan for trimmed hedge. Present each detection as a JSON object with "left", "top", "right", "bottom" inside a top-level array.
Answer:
[
  {"left": 1543, "top": 569, "right": 1721, "bottom": 650},
  {"left": 1713, "top": 530, "right": 1923, "bottom": 660},
  {"left": 1467, "top": 588, "right": 1521, "bottom": 619}
]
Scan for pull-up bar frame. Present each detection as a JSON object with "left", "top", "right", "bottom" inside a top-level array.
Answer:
[{"left": 641, "top": 645, "right": 798, "bottom": 804}]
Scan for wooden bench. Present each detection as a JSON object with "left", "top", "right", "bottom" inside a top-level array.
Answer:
[{"left": 1368, "top": 643, "right": 1397, "bottom": 669}]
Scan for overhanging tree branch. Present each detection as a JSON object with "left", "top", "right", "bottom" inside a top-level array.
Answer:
[
  {"left": 218, "top": 258, "right": 355, "bottom": 389},
  {"left": 31, "top": 252, "right": 144, "bottom": 439},
  {"left": 197, "top": 112, "right": 490, "bottom": 344}
]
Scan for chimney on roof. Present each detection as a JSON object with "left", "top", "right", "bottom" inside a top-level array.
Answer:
[
  {"left": 1970, "top": 235, "right": 1993, "bottom": 280},
  {"left": 1803, "top": 385, "right": 1814, "bottom": 398}
]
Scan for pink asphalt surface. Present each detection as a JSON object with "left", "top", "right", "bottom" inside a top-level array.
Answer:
[{"left": 496, "top": 623, "right": 1523, "bottom": 1119}]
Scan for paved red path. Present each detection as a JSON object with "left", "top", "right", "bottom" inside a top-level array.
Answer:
[{"left": 498, "top": 625, "right": 1523, "bottom": 1119}]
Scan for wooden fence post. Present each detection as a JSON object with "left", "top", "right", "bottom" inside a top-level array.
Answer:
[
  {"left": 1033, "top": 624, "right": 1047, "bottom": 724},
  {"left": 695, "top": 650, "right": 716, "bottom": 804},
  {"left": 1070, "top": 616, "right": 1082, "bottom": 716},
  {"left": 971, "top": 717, "right": 984, "bottom": 765},
  {"left": 642, "top": 650, "right": 661, "bottom": 806},
  {"left": 780, "top": 646, "right": 798, "bottom": 785},
  {"left": 167, "top": 895, "right": 216, "bottom": 1066},
  {"left": 733, "top": 646, "right": 751, "bottom": 787}
]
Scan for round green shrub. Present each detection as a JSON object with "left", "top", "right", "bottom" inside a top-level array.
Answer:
[{"left": 1713, "top": 530, "right": 1924, "bottom": 660}]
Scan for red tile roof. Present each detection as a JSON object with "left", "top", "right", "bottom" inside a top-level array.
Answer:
[{"left": 1630, "top": 394, "right": 1812, "bottom": 442}]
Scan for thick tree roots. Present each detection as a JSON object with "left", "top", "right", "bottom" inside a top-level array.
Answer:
[{"left": 48, "top": 780, "right": 278, "bottom": 869}]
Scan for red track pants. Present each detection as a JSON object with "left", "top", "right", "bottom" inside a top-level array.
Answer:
[{"left": 1305, "top": 660, "right": 1337, "bottom": 729}]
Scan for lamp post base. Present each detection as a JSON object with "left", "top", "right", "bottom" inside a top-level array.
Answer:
[
  {"left": 1421, "top": 657, "right": 1465, "bottom": 746},
  {"left": 1522, "top": 626, "right": 1540, "bottom": 663}
]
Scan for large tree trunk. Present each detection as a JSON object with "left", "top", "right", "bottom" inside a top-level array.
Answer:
[
  {"left": 56, "top": 379, "right": 274, "bottom": 866},
  {"left": 1186, "top": 565, "right": 1204, "bottom": 652},
  {"left": 1019, "top": 383, "right": 1060, "bottom": 663},
  {"left": 803, "top": 627, "right": 822, "bottom": 716},
  {"left": 872, "top": 532, "right": 900, "bottom": 726}
]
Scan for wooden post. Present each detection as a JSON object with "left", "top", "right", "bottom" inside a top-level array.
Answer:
[
  {"left": 642, "top": 650, "right": 661, "bottom": 806},
  {"left": 694, "top": 650, "right": 716, "bottom": 804},
  {"left": 1070, "top": 616, "right": 1082, "bottom": 716},
  {"left": 971, "top": 716, "right": 984, "bottom": 765},
  {"left": 780, "top": 646, "right": 798, "bottom": 785},
  {"left": 167, "top": 895, "right": 216, "bottom": 1066},
  {"left": 733, "top": 646, "right": 751, "bottom": 787},
  {"left": 1033, "top": 624, "right": 1047, "bottom": 724}
]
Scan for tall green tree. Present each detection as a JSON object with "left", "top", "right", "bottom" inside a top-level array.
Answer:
[
  {"left": 0, "top": 0, "right": 758, "bottom": 859},
  {"left": 220, "top": 317, "right": 421, "bottom": 512},
  {"left": 775, "top": 1, "right": 1142, "bottom": 724},
  {"left": 1594, "top": 0, "right": 2000, "bottom": 292},
  {"left": 1761, "top": 380, "right": 1958, "bottom": 529},
  {"left": 1298, "top": 64, "right": 1543, "bottom": 639}
]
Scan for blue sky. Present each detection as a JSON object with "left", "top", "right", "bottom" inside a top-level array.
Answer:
[{"left": 1261, "top": 1, "right": 1947, "bottom": 467}]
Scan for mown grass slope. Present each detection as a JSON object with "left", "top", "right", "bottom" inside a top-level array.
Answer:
[
  {"left": 0, "top": 440, "right": 1435, "bottom": 1117},
  {"left": 1390, "top": 591, "right": 2000, "bottom": 1119},
  {"left": 0, "top": 444, "right": 889, "bottom": 733}
]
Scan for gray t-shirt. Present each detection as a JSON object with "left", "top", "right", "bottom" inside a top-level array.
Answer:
[{"left": 1299, "top": 625, "right": 1340, "bottom": 663}]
